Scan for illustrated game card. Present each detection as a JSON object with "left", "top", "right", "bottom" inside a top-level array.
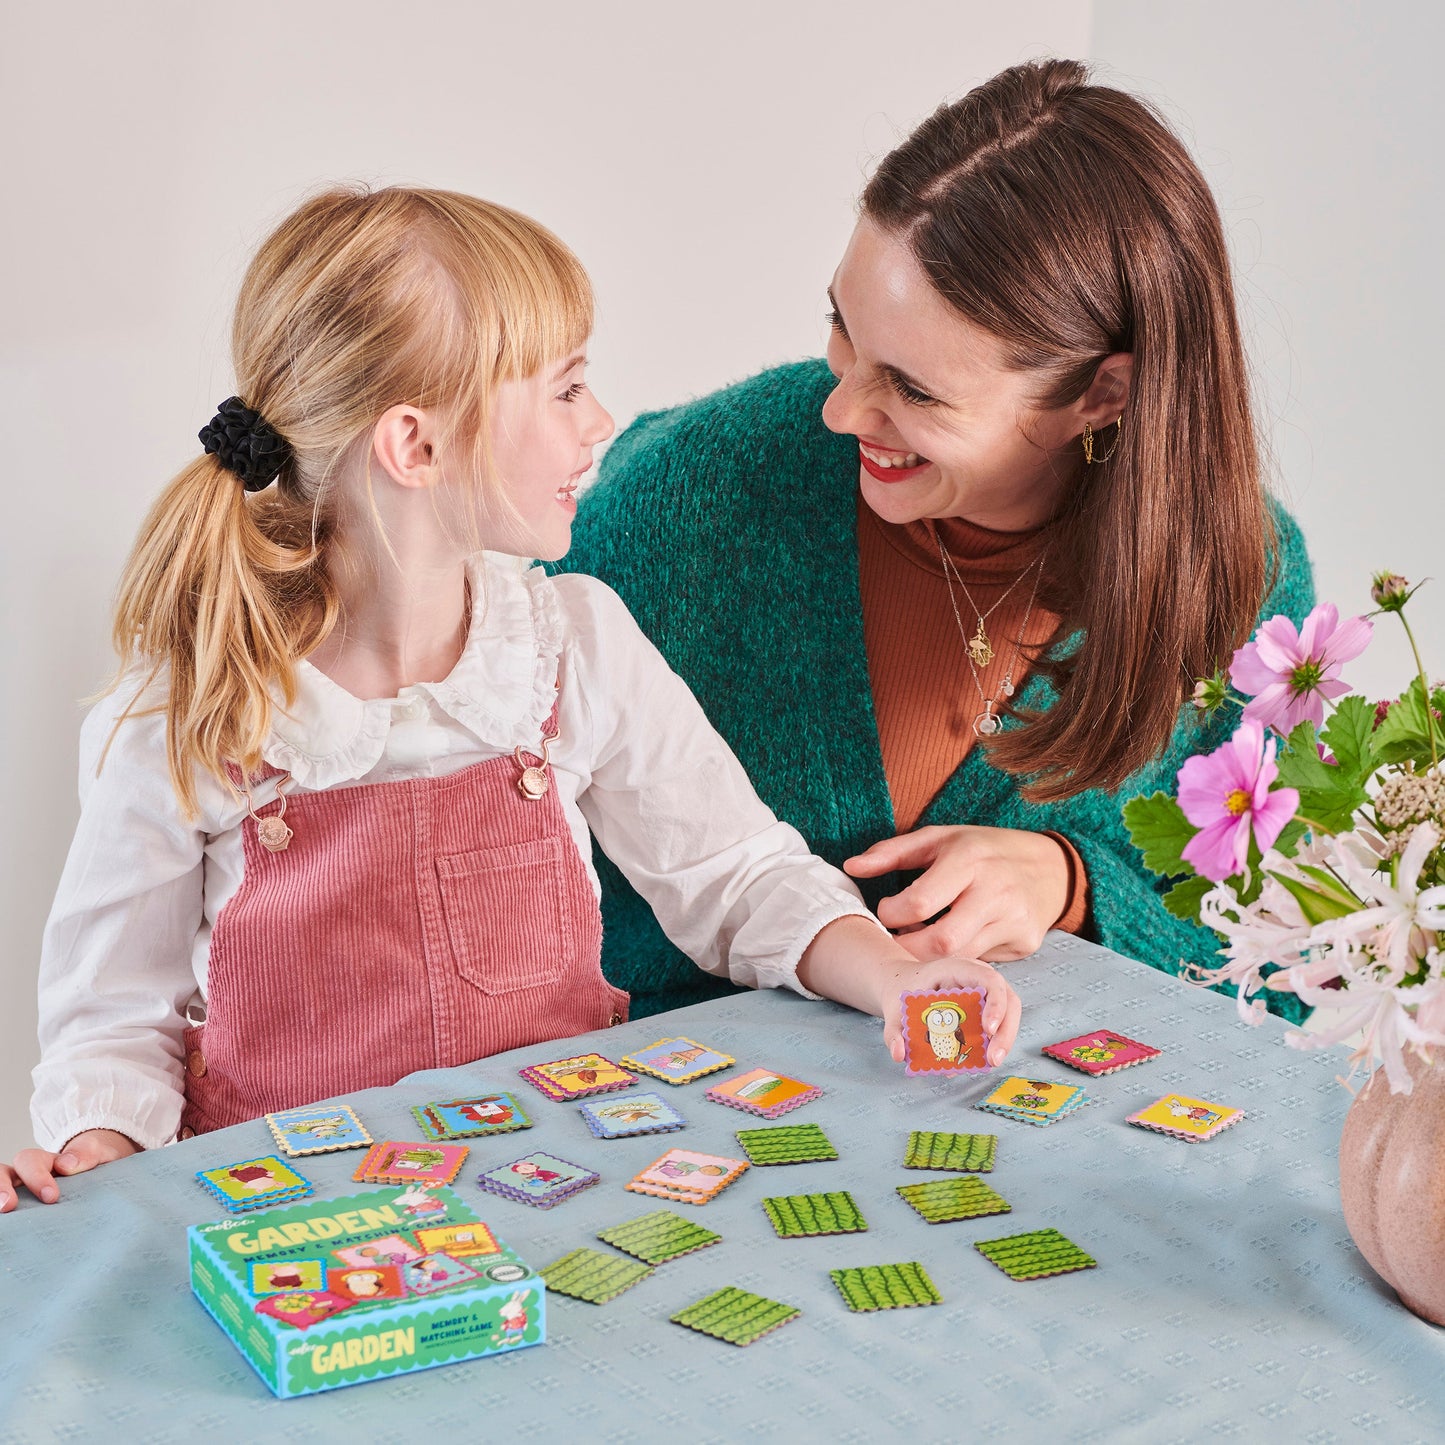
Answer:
[
  {"left": 413, "top": 1222, "right": 500, "bottom": 1258},
  {"left": 402, "top": 1253, "right": 480, "bottom": 1296},
  {"left": 326, "top": 1264, "right": 407, "bottom": 1303},
  {"left": 253, "top": 1290, "right": 353, "bottom": 1329},
  {"left": 975, "top": 1076, "right": 1091, "bottom": 1127},
  {"left": 332, "top": 1234, "right": 423, "bottom": 1269},
  {"left": 899, "top": 988, "right": 991, "bottom": 1076},
  {"left": 249, "top": 1259, "right": 326, "bottom": 1295},
  {"left": 411, "top": 1092, "right": 532, "bottom": 1140},
  {"left": 619, "top": 1037, "right": 736, "bottom": 1085},
  {"left": 476, "top": 1152, "right": 600, "bottom": 1209},
  {"left": 704, "top": 1068, "right": 822, "bottom": 1119},
  {"left": 579, "top": 1092, "right": 687, "bottom": 1139},
  {"left": 1127, "top": 1093, "right": 1243, "bottom": 1142},
  {"left": 351, "top": 1140, "right": 469, "bottom": 1186},
  {"left": 1042, "top": 1028, "right": 1161, "bottom": 1076},
  {"left": 265, "top": 1103, "right": 372, "bottom": 1156},
  {"left": 518, "top": 1053, "right": 636, "bottom": 1100},
  {"left": 196, "top": 1156, "right": 313, "bottom": 1211},
  {"left": 625, "top": 1149, "right": 749, "bottom": 1204}
]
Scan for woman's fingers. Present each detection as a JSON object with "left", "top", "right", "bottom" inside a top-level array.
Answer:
[
  {"left": 875, "top": 853, "right": 981, "bottom": 932},
  {"left": 892, "top": 899, "right": 995, "bottom": 960},
  {"left": 842, "top": 828, "right": 947, "bottom": 878}
]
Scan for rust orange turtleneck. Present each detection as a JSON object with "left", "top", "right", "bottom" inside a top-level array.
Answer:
[{"left": 857, "top": 495, "right": 1088, "bottom": 936}]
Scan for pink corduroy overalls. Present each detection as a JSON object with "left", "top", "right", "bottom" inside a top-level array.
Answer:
[{"left": 180, "top": 704, "right": 627, "bottom": 1135}]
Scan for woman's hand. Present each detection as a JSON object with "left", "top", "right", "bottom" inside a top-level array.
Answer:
[
  {"left": 880, "top": 957, "right": 1022, "bottom": 1067},
  {"left": 845, "top": 825, "right": 1071, "bottom": 963},
  {"left": 0, "top": 1129, "right": 140, "bottom": 1212}
]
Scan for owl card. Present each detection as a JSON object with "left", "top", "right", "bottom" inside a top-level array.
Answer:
[
  {"left": 900, "top": 989, "right": 990, "bottom": 1076},
  {"left": 326, "top": 1264, "right": 407, "bottom": 1303}
]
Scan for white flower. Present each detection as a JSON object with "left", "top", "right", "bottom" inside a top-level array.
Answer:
[{"left": 1304, "top": 823, "right": 1445, "bottom": 984}]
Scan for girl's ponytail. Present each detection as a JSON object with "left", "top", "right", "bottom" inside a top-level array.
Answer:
[
  {"left": 109, "top": 447, "right": 337, "bottom": 818},
  {"left": 101, "top": 184, "right": 592, "bottom": 816}
]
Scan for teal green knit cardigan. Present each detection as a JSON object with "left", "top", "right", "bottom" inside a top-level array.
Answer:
[{"left": 556, "top": 359, "right": 1316, "bottom": 1024}]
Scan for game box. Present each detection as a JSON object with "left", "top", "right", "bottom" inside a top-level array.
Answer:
[{"left": 188, "top": 1183, "right": 543, "bottom": 1397}]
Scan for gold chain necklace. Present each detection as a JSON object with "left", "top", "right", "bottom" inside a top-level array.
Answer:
[
  {"left": 932, "top": 524, "right": 1045, "bottom": 737},
  {"left": 927, "top": 521, "right": 1040, "bottom": 668}
]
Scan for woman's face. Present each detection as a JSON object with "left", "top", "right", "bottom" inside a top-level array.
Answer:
[{"left": 822, "top": 219, "right": 1081, "bottom": 532}]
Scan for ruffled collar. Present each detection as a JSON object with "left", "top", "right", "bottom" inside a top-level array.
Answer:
[{"left": 263, "top": 553, "right": 563, "bottom": 790}]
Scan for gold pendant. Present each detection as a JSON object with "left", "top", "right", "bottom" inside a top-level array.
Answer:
[
  {"left": 974, "top": 703, "right": 1001, "bottom": 737},
  {"left": 967, "top": 620, "right": 995, "bottom": 669}
]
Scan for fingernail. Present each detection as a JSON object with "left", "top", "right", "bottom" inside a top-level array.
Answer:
[
  {"left": 57, "top": 1153, "right": 77, "bottom": 1170},
  {"left": 41, "top": 1186, "right": 58, "bottom": 1202}
]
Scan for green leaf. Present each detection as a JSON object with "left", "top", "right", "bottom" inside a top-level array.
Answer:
[
  {"left": 1273, "top": 818, "right": 1309, "bottom": 857},
  {"left": 1320, "top": 694, "right": 1378, "bottom": 783},
  {"left": 1275, "top": 720, "right": 1367, "bottom": 830},
  {"left": 1162, "top": 873, "right": 1214, "bottom": 923},
  {"left": 1269, "top": 868, "right": 1357, "bottom": 925},
  {"left": 1123, "top": 792, "right": 1198, "bottom": 879},
  {"left": 1374, "top": 677, "right": 1439, "bottom": 767},
  {"left": 1295, "top": 863, "right": 1362, "bottom": 911}
]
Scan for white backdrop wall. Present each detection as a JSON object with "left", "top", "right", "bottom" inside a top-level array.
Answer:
[
  {"left": 0, "top": 1, "right": 1090, "bottom": 1160},
  {"left": 3, "top": 4, "right": 1439, "bottom": 1165},
  {"left": 1092, "top": 0, "right": 1445, "bottom": 698}
]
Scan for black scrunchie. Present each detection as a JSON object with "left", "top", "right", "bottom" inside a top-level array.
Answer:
[{"left": 198, "top": 397, "right": 292, "bottom": 492}]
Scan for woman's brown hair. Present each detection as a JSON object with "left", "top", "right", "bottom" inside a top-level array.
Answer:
[
  {"left": 862, "top": 58, "right": 1270, "bottom": 801},
  {"left": 107, "top": 186, "right": 592, "bottom": 817}
]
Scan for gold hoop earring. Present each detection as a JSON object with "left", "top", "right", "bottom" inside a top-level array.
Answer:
[{"left": 1082, "top": 415, "right": 1124, "bottom": 466}]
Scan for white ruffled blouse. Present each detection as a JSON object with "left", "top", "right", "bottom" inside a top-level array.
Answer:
[{"left": 32, "top": 555, "right": 877, "bottom": 1152}]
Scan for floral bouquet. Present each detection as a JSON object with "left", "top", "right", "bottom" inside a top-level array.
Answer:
[{"left": 1124, "top": 574, "right": 1445, "bottom": 1093}]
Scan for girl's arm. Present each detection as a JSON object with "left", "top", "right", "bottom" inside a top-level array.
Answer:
[
  {"left": 4, "top": 682, "right": 209, "bottom": 1210},
  {"left": 558, "top": 576, "right": 1021, "bottom": 1060}
]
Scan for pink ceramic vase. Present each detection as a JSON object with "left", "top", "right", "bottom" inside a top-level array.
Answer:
[{"left": 1338, "top": 1052, "right": 1445, "bottom": 1325}]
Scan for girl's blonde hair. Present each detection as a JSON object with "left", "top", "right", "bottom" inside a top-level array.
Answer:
[{"left": 108, "top": 185, "right": 593, "bottom": 816}]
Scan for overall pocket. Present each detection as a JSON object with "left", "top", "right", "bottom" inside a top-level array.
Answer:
[{"left": 436, "top": 836, "right": 571, "bottom": 994}]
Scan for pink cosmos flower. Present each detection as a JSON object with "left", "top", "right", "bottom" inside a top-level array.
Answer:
[
  {"left": 1177, "top": 720, "right": 1300, "bottom": 881},
  {"left": 1230, "top": 603, "right": 1372, "bottom": 736}
]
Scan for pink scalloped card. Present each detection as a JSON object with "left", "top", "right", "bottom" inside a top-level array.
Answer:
[
  {"left": 1127, "top": 1093, "right": 1243, "bottom": 1143},
  {"left": 1041, "top": 1028, "right": 1160, "bottom": 1076},
  {"left": 900, "top": 989, "right": 991, "bottom": 1076}
]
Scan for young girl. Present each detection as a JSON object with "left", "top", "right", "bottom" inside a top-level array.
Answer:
[{"left": 3, "top": 186, "right": 1020, "bottom": 1210}]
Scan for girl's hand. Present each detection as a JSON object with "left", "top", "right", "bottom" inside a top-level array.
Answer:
[
  {"left": 845, "top": 825, "right": 1071, "bottom": 963},
  {"left": 879, "top": 958, "right": 1022, "bottom": 1066},
  {"left": 0, "top": 1129, "right": 140, "bottom": 1212}
]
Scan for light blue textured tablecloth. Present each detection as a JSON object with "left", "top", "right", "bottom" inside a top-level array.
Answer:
[{"left": 2, "top": 933, "right": 1442, "bottom": 1443}]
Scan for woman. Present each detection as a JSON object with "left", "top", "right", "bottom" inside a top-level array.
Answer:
[{"left": 560, "top": 59, "right": 1313, "bottom": 1022}]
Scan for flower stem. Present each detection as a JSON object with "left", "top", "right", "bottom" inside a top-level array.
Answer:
[{"left": 1398, "top": 611, "right": 1439, "bottom": 768}]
